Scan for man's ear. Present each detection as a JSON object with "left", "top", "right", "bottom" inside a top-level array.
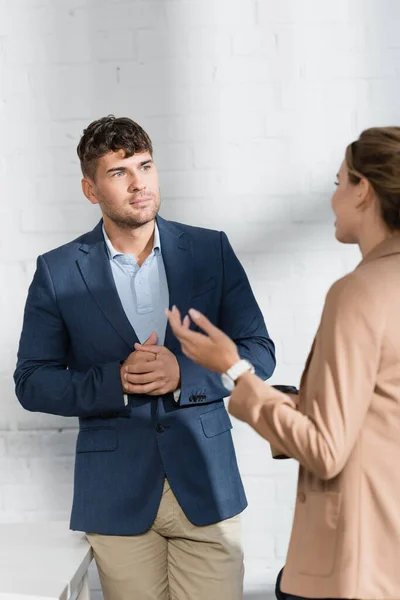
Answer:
[{"left": 81, "top": 177, "right": 98, "bottom": 205}]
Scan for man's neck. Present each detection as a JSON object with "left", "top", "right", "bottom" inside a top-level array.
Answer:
[{"left": 103, "top": 217, "right": 156, "bottom": 266}]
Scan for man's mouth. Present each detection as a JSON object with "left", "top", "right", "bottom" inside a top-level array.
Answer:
[{"left": 129, "top": 197, "right": 152, "bottom": 206}]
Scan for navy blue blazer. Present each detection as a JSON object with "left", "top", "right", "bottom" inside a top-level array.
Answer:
[{"left": 14, "top": 216, "right": 275, "bottom": 535}]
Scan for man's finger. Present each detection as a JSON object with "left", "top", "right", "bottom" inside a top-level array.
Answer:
[
  {"left": 128, "top": 381, "right": 161, "bottom": 395},
  {"left": 134, "top": 344, "right": 163, "bottom": 354},
  {"left": 143, "top": 331, "right": 158, "bottom": 346},
  {"left": 125, "top": 361, "right": 158, "bottom": 375},
  {"left": 125, "top": 371, "right": 162, "bottom": 385}
]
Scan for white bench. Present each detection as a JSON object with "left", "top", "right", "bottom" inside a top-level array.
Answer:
[{"left": 0, "top": 522, "right": 93, "bottom": 599}]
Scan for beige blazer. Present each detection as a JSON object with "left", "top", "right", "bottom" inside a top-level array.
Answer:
[{"left": 230, "top": 236, "right": 400, "bottom": 600}]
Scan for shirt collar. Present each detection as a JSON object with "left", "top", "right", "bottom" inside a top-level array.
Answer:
[{"left": 102, "top": 223, "right": 161, "bottom": 260}]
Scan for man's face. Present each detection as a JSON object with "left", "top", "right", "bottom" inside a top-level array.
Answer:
[{"left": 83, "top": 149, "right": 161, "bottom": 228}]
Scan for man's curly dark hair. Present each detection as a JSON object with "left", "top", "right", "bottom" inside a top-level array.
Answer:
[{"left": 77, "top": 115, "right": 153, "bottom": 180}]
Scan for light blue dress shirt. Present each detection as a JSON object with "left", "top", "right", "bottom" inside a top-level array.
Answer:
[
  {"left": 103, "top": 224, "right": 180, "bottom": 403},
  {"left": 103, "top": 223, "right": 169, "bottom": 345}
]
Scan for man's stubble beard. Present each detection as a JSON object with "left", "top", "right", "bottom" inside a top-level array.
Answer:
[{"left": 100, "top": 194, "right": 161, "bottom": 230}]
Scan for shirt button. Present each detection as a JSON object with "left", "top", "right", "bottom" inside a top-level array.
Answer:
[
  {"left": 156, "top": 424, "right": 165, "bottom": 433},
  {"left": 297, "top": 492, "right": 306, "bottom": 503}
]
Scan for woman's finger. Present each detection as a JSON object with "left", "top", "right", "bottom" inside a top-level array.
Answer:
[{"left": 167, "top": 312, "right": 196, "bottom": 342}]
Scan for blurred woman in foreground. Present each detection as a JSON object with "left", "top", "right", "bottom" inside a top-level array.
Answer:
[{"left": 164, "top": 128, "right": 400, "bottom": 600}]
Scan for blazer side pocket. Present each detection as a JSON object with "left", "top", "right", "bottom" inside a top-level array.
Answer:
[
  {"left": 201, "top": 407, "right": 232, "bottom": 438},
  {"left": 297, "top": 491, "right": 342, "bottom": 577}
]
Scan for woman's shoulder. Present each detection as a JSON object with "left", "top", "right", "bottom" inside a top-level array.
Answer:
[{"left": 324, "top": 268, "right": 381, "bottom": 318}]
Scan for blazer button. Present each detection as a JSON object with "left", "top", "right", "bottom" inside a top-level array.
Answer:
[
  {"left": 156, "top": 424, "right": 165, "bottom": 433},
  {"left": 297, "top": 492, "right": 306, "bottom": 503}
]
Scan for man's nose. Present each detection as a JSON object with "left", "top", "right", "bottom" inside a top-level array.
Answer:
[{"left": 128, "top": 174, "right": 145, "bottom": 192}]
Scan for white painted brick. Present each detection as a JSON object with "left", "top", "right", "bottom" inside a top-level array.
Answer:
[
  {"left": 244, "top": 558, "right": 280, "bottom": 590},
  {"left": 165, "top": 0, "right": 257, "bottom": 28},
  {"left": 275, "top": 475, "right": 297, "bottom": 508},
  {"left": 28, "top": 64, "right": 118, "bottom": 121},
  {"left": 155, "top": 142, "right": 194, "bottom": 171},
  {"left": 243, "top": 527, "right": 275, "bottom": 560},
  {"left": 281, "top": 79, "right": 370, "bottom": 112},
  {"left": 0, "top": 458, "right": 31, "bottom": 485},
  {"left": 77, "top": 3, "right": 167, "bottom": 31},
  {"left": 23, "top": 508, "right": 71, "bottom": 522},
  {"left": 27, "top": 457, "right": 75, "bottom": 485},
  {"left": 215, "top": 55, "right": 301, "bottom": 84},
  {"left": 257, "top": 0, "right": 350, "bottom": 25},
  {"left": 136, "top": 30, "right": 186, "bottom": 61},
  {"left": 20, "top": 204, "right": 98, "bottom": 234},
  {"left": 15, "top": 405, "right": 78, "bottom": 432},
  {"left": 0, "top": 65, "right": 30, "bottom": 95},
  {"left": 276, "top": 22, "right": 368, "bottom": 54},
  {"left": 4, "top": 430, "right": 77, "bottom": 457},
  {"left": 36, "top": 176, "right": 83, "bottom": 205},
  {"left": 93, "top": 30, "right": 137, "bottom": 63},
  {"left": 232, "top": 28, "right": 276, "bottom": 57},
  {"left": 113, "top": 83, "right": 222, "bottom": 117},
  {"left": 160, "top": 169, "right": 221, "bottom": 199},
  {"left": 220, "top": 82, "right": 281, "bottom": 114},
  {"left": 303, "top": 50, "right": 400, "bottom": 80},
  {"left": 348, "top": 0, "right": 400, "bottom": 27},
  {"left": 275, "top": 530, "right": 292, "bottom": 560},
  {"left": 2, "top": 25, "right": 137, "bottom": 67},
  {"left": 119, "top": 59, "right": 215, "bottom": 87},
  {"left": 186, "top": 27, "right": 232, "bottom": 59},
  {"left": 2, "top": 484, "right": 73, "bottom": 512},
  {"left": 0, "top": 436, "right": 6, "bottom": 456}
]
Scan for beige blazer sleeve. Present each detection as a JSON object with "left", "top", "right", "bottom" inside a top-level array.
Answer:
[{"left": 229, "top": 274, "right": 383, "bottom": 480}]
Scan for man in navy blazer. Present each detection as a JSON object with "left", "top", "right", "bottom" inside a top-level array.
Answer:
[{"left": 14, "top": 115, "right": 275, "bottom": 600}]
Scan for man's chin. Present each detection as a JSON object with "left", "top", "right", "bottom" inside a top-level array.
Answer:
[{"left": 106, "top": 208, "right": 159, "bottom": 229}]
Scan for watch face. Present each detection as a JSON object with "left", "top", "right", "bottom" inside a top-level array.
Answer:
[{"left": 221, "top": 373, "right": 235, "bottom": 392}]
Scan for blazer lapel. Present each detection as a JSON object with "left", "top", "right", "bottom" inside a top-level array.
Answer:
[
  {"left": 77, "top": 222, "right": 139, "bottom": 351},
  {"left": 157, "top": 216, "right": 194, "bottom": 351}
]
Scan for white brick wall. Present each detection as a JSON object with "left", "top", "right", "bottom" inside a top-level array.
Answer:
[{"left": 1, "top": 0, "right": 399, "bottom": 597}]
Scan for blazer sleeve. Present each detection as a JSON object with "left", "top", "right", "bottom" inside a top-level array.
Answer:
[
  {"left": 230, "top": 275, "right": 383, "bottom": 480},
  {"left": 177, "top": 231, "right": 276, "bottom": 406},
  {"left": 14, "top": 255, "right": 127, "bottom": 418}
]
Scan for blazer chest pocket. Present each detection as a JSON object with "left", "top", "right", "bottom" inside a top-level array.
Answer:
[
  {"left": 201, "top": 407, "right": 232, "bottom": 438},
  {"left": 297, "top": 491, "right": 342, "bottom": 577},
  {"left": 76, "top": 427, "right": 118, "bottom": 453},
  {"left": 192, "top": 277, "right": 216, "bottom": 299}
]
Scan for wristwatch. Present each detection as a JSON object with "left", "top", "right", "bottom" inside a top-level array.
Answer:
[{"left": 221, "top": 359, "right": 255, "bottom": 392}]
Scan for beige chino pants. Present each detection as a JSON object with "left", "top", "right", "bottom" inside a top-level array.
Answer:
[{"left": 87, "top": 479, "right": 244, "bottom": 600}]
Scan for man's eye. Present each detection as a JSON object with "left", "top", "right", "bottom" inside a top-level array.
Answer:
[
  {"left": 334, "top": 181, "right": 339, "bottom": 187},
  {"left": 112, "top": 171, "right": 124, "bottom": 178},
  {"left": 142, "top": 165, "right": 151, "bottom": 171}
]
